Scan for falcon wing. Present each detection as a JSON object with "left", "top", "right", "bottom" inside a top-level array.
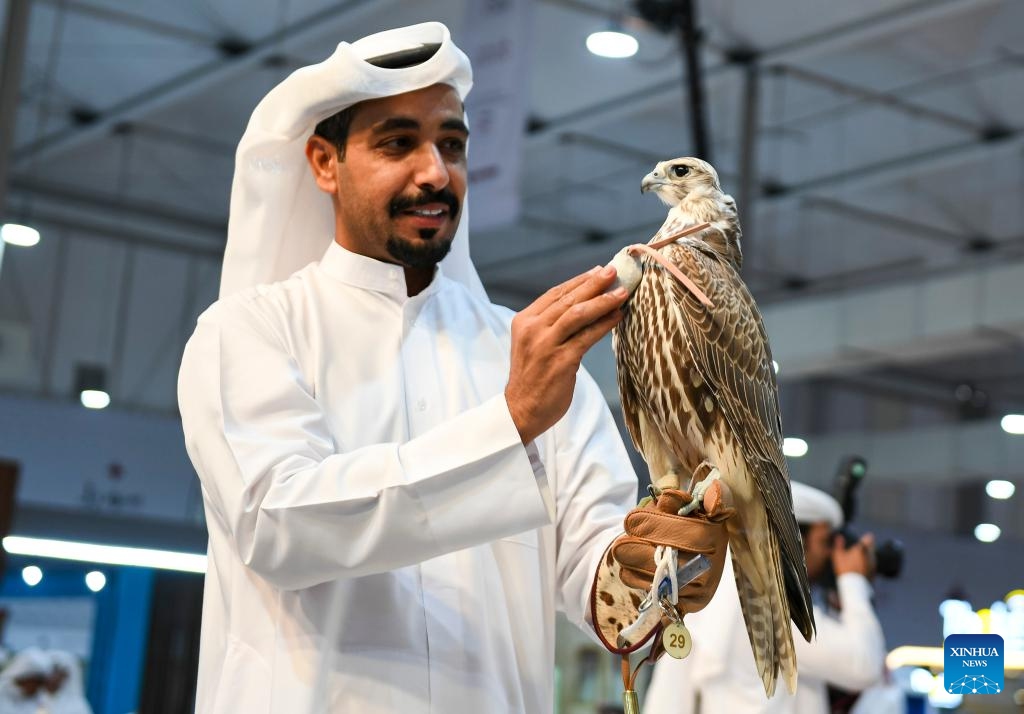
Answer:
[
  {"left": 612, "top": 323, "right": 647, "bottom": 458},
  {"left": 663, "top": 241, "right": 815, "bottom": 640}
]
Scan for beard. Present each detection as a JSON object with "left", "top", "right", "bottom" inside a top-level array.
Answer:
[
  {"left": 385, "top": 229, "right": 454, "bottom": 268},
  {"left": 384, "top": 188, "right": 461, "bottom": 269}
]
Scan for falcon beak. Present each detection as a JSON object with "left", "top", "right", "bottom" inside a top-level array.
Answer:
[{"left": 641, "top": 172, "right": 665, "bottom": 194}]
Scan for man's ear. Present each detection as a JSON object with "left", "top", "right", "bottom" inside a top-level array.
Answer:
[{"left": 305, "top": 136, "right": 340, "bottom": 194}]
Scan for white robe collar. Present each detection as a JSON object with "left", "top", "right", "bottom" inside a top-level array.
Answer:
[{"left": 318, "top": 241, "right": 445, "bottom": 302}]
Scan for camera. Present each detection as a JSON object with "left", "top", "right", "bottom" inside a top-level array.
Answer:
[{"left": 832, "top": 456, "right": 904, "bottom": 579}]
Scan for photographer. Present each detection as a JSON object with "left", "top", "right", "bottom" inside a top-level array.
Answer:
[{"left": 644, "top": 481, "right": 887, "bottom": 714}]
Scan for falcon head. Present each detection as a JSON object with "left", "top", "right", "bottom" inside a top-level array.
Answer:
[{"left": 641, "top": 157, "right": 721, "bottom": 207}]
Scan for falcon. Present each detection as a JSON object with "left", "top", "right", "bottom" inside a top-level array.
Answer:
[{"left": 609, "top": 157, "right": 814, "bottom": 696}]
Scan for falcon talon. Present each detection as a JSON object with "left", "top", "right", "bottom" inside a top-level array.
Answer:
[{"left": 677, "top": 500, "right": 701, "bottom": 516}]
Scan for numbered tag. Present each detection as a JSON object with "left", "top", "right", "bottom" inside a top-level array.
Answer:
[{"left": 662, "top": 621, "right": 692, "bottom": 659}]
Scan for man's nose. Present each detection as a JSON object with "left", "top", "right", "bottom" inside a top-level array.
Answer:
[{"left": 413, "top": 144, "right": 450, "bottom": 192}]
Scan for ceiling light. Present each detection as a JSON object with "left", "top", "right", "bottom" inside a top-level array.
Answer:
[
  {"left": 974, "top": 523, "right": 1001, "bottom": 543},
  {"left": 1, "top": 223, "right": 40, "bottom": 247},
  {"left": 85, "top": 571, "right": 107, "bottom": 592},
  {"left": 782, "top": 437, "right": 808, "bottom": 458},
  {"left": 586, "top": 30, "right": 638, "bottom": 59},
  {"left": 1001, "top": 414, "right": 1024, "bottom": 434},
  {"left": 21, "top": 565, "right": 43, "bottom": 587},
  {"left": 80, "top": 390, "right": 110, "bottom": 409},
  {"left": 74, "top": 364, "right": 109, "bottom": 409},
  {"left": 3, "top": 536, "right": 207, "bottom": 573},
  {"left": 985, "top": 479, "right": 1015, "bottom": 500}
]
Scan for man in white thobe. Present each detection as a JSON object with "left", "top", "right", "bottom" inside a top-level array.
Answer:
[
  {"left": 178, "top": 22, "right": 728, "bottom": 713},
  {"left": 643, "top": 481, "right": 888, "bottom": 714}
]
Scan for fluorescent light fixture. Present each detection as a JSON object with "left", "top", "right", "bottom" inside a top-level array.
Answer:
[
  {"left": 1, "top": 223, "right": 40, "bottom": 247},
  {"left": 586, "top": 30, "right": 638, "bottom": 58},
  {"left": 888, "top": 644, "right": 1024, "bottom": 672},
  {"left": 1001, "top": 414, "right": 1024, "bottom": 434},
  {"left": 21, "top": 565, "right": 42, "bottom": 587},
  {"left": 3, "top": 536, "right": 207, "bottom": 573},
  {"left": 80, "top": 389, "right": 110, "bottom": 409},
  {"left": 85, "top": 570, "right": 107, "bottom": 592},
  {"left": 985, "top": 479, "right": 1015, "bottom": 500},
  {"left": 974, "top": 523, "right": 1001, "bottom": 543},
  {"left": 772, "top": 360, "right": 779, "bottom": 374},
  {"left": 782, "top": 437, "right": 808, "bottom": 457}
]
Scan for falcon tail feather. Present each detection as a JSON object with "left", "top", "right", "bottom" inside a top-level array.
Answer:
[
  {"left": 732, "top": 533, "right": 800, "bottom": 697},
  {"left": 785, "top": 554, "right": 816, "bottom": 642}
]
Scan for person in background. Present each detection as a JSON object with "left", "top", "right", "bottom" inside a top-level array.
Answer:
[
  {"left": 644, "top": 481, "right": 888, "bottom": 714},
  {"left": 0, "top": 647, "right": 52, "bottom": 714},
  {"left": 0, "top": 648, "right": 92, "bottom": 714},
  {"left": 44, "top": 651, "right": 91, "bottom": 714}
]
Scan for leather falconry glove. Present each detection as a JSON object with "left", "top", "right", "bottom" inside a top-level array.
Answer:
[
  {"left": 591, "top": 479, "right": 736, "bottom": 654},
  {"left": 613, "top": 481, "right": 734, "bottom": 613}
]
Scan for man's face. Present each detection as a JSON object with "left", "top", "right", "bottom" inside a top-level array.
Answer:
[
  {"left": 802, "top": 521, "right": 834, "bottom": 582},
  {"left": 319, "top": 83, "right": 468, "bottom": 269}
]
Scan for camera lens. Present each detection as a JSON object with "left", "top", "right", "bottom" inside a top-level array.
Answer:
[{"left": 874, "top": 539, "right": 904, "bottom": 578}]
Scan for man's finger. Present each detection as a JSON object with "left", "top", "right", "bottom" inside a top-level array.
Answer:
[
  {"left": 569, "top": 308, "right": 624, "bottom": 356},
  {"left": 541, "top": 266, "right": 619, "bottom": 324},
  {"left": 557, "top": 292, "right": 627, "bottom": 348},
  {"left": 523, "top": 267, "right": 601, "bottom": 317}
]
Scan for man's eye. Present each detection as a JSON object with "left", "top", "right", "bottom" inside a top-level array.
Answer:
[
  {"left": 382, "top": 136, "right": 413, "bottom": 151},
  {"left": 441, "top": 138, "right": 466, "bottom": 154}
]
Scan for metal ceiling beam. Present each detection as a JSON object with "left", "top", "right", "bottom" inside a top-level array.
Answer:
[
  {"left": 761, "top": 53, "right": 1022, "bottom": 134},
  {"left": 676, "top": 0, "right": 712, "bottom": 160},
  {"left": 767, "top": 131, "right": 1023, "bottom": 206},
  {"left": 127, "top": 122, "right": 236, "bottom": 159},
  {"left": 9, "top": 177, "right": 226, "bottom": 237},
  {"left": 559, "top": 131, "right": 664, "bottom": 163},
  {"left": 0, "top": 0, "right": 31, "bottom": 219},
  {"left": 735, "top": 57, "right": 760, "bottom": 267},
  {"left": 774, "top": 64, "right": 985, "bottom": 136},
  {"left": 33, "top": 0, "right": 220, "bottom": 46},
  {"left": 12, "top": 0, "right": 395, "bottom": 168},
  {"left": 4, "top": 208, "right": 224, "bottom": 259},
  {"left": 804, "top": 196, "right": 972, "bottom": 247},
  {"left": 528, "top": 0, "right": 1003, "bottom": 142},
  {"left": 534, "top": 0, "right": 614, "bottom": 19}
]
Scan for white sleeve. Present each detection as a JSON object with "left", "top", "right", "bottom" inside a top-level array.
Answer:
[
  {"left": 794, "top": 574, "right": 887, "bottom": 691},
  {"left": 178, "top": 305, "right": 552, "bottom": 591},
  {"left": 548, "top": 368, "right": 639, "bottom": 631}
]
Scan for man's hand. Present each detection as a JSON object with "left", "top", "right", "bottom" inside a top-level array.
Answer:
[
  {"left": 833, "top": 532, "right": 875, "bottom": 578},
  {"left": 505, "top": 266, "right": 629, "bottom": 444}
]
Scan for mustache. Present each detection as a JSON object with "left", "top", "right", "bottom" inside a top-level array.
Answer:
[{"left": 389, "top": 189, "right": 460, "bottom": 218}]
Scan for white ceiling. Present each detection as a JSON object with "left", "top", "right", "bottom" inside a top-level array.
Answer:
[{"left": 1, "top": 0, "right": 1023, "bottom": 536}]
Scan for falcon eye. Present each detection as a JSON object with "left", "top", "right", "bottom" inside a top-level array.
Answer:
[{"left": 672, "top": 165, "right": 690, "bottom": 177}]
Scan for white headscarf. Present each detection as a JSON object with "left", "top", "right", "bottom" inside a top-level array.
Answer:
[
  {"left": 220, "top": 22, "right": 483, "bottom": 300},
  {"left": 790, "top": 480, "right": 844, "bottom": 529}
]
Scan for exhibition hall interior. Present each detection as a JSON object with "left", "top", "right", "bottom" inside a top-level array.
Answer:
[{"left": 0, "top": 0, "right": 1021, "bottom": 711}]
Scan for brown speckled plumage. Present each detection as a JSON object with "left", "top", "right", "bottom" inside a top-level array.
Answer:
[{"left": 613, "top": 157, "right": 814, "bottom": 697}]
